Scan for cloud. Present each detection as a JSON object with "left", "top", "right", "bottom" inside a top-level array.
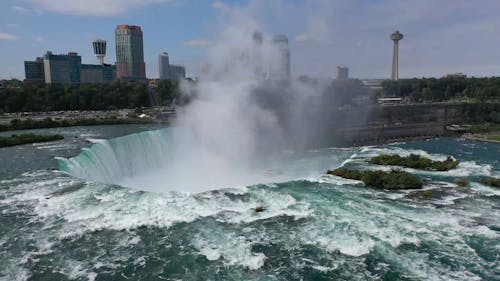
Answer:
[
  {"left": 35, "top": 36, "right": 45, "bottom": 42},
  {"left": 11, "top": 5, "right": 30, "bottom": 13},
  {"left": 22, "top": 0, "right": 173, "bottom": 16},
  {"left": 0, "top": 32, "right": 19, "bottom": 40},
  {"left": 212, "top": 1, "right": 230, "bottom": 13},
  {"left": 184, "top": 39, "right": 211, "bottom": 47},
  {"left": 6, "top": 23, "right": 21, "bottom": 28}
]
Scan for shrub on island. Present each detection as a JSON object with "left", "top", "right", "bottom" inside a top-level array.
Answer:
[
  {"left": 0, "top": 133, "right": 64, "bottom": 147},
  {"left": 455, "top": 178, "right": 470, "bottom": 187},
  {"left": 370, "top": 154, "right": 459, "bottom": 171},
  {"left": 327, "top": 168, "right": 423, "bottom": 190},
  {"left": 479, "top": 177, "right": 500, "bottom": 188}
]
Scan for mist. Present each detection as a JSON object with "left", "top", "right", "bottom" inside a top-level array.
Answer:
[
  {"left": 151, "top": 17, "right": 360, "bottom": 192},
  {"left": 60, "top": 11, "right": 371, "bottom": 193}
]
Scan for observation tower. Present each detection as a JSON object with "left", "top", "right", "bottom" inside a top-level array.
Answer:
[
  {"left": 390, "top": 30, "right": 403, "bottom": 80},
  {"left": 92, "top": 39, "right": 107, "bottom": 65}
]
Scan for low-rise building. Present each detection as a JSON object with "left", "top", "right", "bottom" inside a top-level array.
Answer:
[
  {"left": 25, "top": 51, "right": 117, "bottom": 84},
  {"left": 80, "top": 64, "right": 117, "bottom": 84},
  {"left": 158, "top": 52, "right": 186, "bottom": 82},
  {"left": 168, "top": 65, "right": 186, "bottom": 81}
]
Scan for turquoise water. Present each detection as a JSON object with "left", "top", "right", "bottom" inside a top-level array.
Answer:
[{"left": 1, "top": 126, "right": 499, "bottom": 280}]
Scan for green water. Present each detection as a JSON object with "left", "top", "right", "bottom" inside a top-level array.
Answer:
[{"left": 0, "top": 125, "right": 499, "bottom": 280}]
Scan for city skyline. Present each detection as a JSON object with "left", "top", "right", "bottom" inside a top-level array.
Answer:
[{"left": 1, "top": 0, "right": 500, "bottom": 80}]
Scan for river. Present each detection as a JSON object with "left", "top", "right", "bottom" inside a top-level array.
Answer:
[{"left": 1, "top": 125, "right": 499, "bottom": 280}]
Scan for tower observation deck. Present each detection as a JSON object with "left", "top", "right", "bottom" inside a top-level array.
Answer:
[{"left": 93, "top": 39, "right": 107, "bottom": 65}]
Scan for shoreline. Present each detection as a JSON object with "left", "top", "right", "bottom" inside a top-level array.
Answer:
[
  {"left": 0, "top": 133, "right": 64, "bottom": 147},
  {"left": 461, "top": 132, "right": 500, "bottom": 144},
  {"left": 0, "top": 118, "right": 158, "bottom": 132}
]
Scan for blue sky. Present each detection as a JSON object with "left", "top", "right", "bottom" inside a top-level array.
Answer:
[{"left": 1, "top": 0, "right": 499, "bottom": 79}]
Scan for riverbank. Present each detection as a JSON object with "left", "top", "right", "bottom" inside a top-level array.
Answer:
[
  {"left": 462, "top": 132, "right": 500, "bottom": 144},
  {"left": 0, "top": 117, "right": 156, "bottom": 132},
  {"left": 0, "top": 133, "right": 64, "bottom": 147},
  {"left": 0, "top": 107, "right": 176, "bottom": 132}
]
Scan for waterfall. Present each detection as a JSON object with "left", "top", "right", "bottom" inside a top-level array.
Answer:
[{"left": 57, "top": 129, "right": 174, "bottom": 190}]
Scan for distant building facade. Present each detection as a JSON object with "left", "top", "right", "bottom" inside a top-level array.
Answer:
[
  {"left": 80, "top": 64, "right": 116, "bottom": 84},
  {"left": 269, "top": 35, "right": 291, "bottom": 80},
  {"left": 158, "top": 52, "right": 186, "bottom": 82},
  {"left": 336, "top": 66, "right": 349, "bottom": 80},
  {"left": 169, "top": 65, "right": 186, "bottom": 81},
  {"left": 24, "top": 50, "right": 116, "bottom": 84},
  {"left": 115, "top": 25, "right": 146, "bottom": 82},
  {"left": 444, "top": 73, "right": 467, "bottom": 78},
  {"left": 43, "top": 51, "right": 82, "bottom": 84},
  {"left": 159, "top": 52, "right": 170, "bottom": 79},
  {"left": 24, "top": 57, "right": 45, "bottom": 83}
]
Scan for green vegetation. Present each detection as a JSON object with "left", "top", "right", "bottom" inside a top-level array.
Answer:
[
  {"left": 488, "top": 135, "right": 500, "bottom": 141},
  {"left": 421, "top": 190, "right": 433, "bottom": 199},
  {"left": 382, "top": 78, "right": 500, "bottom": 126},
  {"left": 327, "top": 168, "right": 423, "bottom": 190},
  {"left": 0, "top": 80, "right": 181, "bottom": 113},
  {"left": 0, "top": 133, "right": 63, "bottom": 147},
  {"left": 469, "top": 122, "right": 500, "bottom": 133},
  {"left": 455, "top": 178, "right": 470, "bottom": 187},
  {"left": 381, "top": 77, "right": 500, "bottom": 104},
  {"left": 479, "top": 177, "right": 500, "bottom": 188},
  {"left": 0, "top": 117, "right": 153, "bottom": 132},
  {"left": 370, "top": 154, "right": 459, "bottom": 171}
]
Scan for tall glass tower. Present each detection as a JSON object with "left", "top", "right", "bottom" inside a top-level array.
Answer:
[{"left": 115, "top": 25, "right": 146, "bottom": 81}]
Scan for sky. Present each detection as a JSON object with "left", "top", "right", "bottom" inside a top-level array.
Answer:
[{"left": 1, "top": 0, "right": 499, "bottom": 80}]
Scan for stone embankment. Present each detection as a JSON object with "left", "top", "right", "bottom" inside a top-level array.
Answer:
[{"left": 331, "top": 103, "right": 500, "bottom": 146}]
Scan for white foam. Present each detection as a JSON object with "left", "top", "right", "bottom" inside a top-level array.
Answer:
[
  {"left": 317, "top": 174, "right": 363, "bottom": 186},
  {"left": 471, "top": 182, "right": 500, "bottom": 196},
  {"left": 86, "top": 138, "right": 106, "bottom": 144},
  {"left": 2, "top": 159, "right": 499, "bottom": 279},
  {"left": 193, "top": 233, "right": 266, "bottom": 270},
  {"left": 360, "top": 147, "right": 449, "bottom": 161}
]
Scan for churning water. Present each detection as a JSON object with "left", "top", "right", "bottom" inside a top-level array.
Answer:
[{"left": 1, "top": 125, "right": 499, "bottom": 280}]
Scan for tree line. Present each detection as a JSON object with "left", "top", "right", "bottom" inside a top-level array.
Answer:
[
  {"left": 0, "top": 80, "right": 180, "bottom": 113},
  {"left": 381, "top": 77, "right": 500, "bottom": 103}
]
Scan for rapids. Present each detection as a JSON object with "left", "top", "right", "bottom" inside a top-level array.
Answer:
[{"left": 0, "top": 125, "right": 499, "bottom": 280}]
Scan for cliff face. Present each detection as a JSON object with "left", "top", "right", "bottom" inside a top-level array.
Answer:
[{"left": 323, "top": 103, "right": 499, "bottom": 146}]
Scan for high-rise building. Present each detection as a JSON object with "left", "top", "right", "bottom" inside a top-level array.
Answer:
[
  {"left": 93, "top": 39, "right": 107, "bottom": 65},
  {"left": 159, "top": 52, "right": 170, "bottom": 80},
  {"left": 270, "top": 35, "right": 291, "bottom": 80},
  {"left": 158, "top": 52, "right": 186, "bottom": 82},
  {"left": 43, "top": 51, "right": 82, "bottom": 84},
  {"left": 115, "top": 25, "right": 146, "bottom": 82},
  {"left": 336, "top": 66, "right": 349, "bottom": 80},
  {"left": 24, "top": 57, "right": 45, "bottom": 83},
  {"left": 390, "top": 30, "right": 403, "bottom": 80}
]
